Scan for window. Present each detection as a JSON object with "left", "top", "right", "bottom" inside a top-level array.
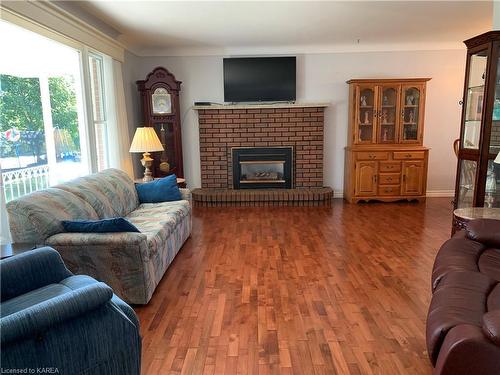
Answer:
[
  {"left": 88, "top": 53, "right": 109, "bottom": 171},
  {"left": 0, "top": 20, "right": 112, "bottom": 202}
]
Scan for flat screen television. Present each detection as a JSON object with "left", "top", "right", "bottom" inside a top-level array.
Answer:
[{"left": 223, "top": 57, "right": 296, "bottom": 103}]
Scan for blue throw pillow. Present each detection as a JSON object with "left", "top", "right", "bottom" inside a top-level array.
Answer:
[
  {"left": 62, "top": 217, "right": 140, "bottom": 233},
  {"left": 135, "top": 174, "right": 182, "bottom": 203}
]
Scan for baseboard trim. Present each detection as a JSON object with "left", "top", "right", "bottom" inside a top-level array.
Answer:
[
  {"left": 333, "top": 190, "right": 344, "bottom": 199},
  {"left": 426, "top": 190, "right": 455, "bottom": 198},
  {"left": 331, "top": 189, "right": 454, "bottom": 199}
]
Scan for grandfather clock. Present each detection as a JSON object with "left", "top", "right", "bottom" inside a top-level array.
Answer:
[{"left": 136, "top": 67, "right": 184, "bottom": 179}]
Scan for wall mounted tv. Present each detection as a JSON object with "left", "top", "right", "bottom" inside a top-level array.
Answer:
[{"left": 223, "top": 56, "right": 296, "bottom": 103}]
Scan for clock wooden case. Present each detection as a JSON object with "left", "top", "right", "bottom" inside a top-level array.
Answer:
[
  {"left": 344, "top": 78, "right": 430, "bottom": 203},
  {"left": 136, "top": 67, "right": 184, "bottom": 179}
]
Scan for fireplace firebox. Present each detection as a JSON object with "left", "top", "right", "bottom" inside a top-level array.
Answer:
[{"left": 232, "top": 147, "right": 293, "bottom": 189}]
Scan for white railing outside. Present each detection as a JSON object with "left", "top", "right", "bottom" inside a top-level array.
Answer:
[{"left": 2, "top": 165, "right": 50, "bottom": 202}]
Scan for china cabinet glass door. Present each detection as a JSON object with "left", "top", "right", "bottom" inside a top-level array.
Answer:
[
  {"left": 485, "top": 46, "right": 500, "bottom": 207},
  {"left": 455, "top": 49, "right": 488, "bottom": 208},
  {"left": 355, "top": 85, "right": 376, "bottom": 143},
  {"left": 377, "top": 85, "right": 399, "bottom": 143},
  {"left": 463, "top": 50, "right": 488, "bottom": 150},
  {"left": 456, "top": 159, "right": 478, "bottom": 208},
  {"left": 400, "top": 85, "right": 423, "bottom": 143}
]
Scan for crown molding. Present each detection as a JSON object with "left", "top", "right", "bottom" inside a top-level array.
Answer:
[
  {"left": 132, "top": 41, "right": 465, "bottom": 57},
  {"left": 1, "top": 1, "right": 125, "bottom": 61}
]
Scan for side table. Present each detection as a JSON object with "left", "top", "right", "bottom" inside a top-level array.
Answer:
[
  {"left": 452, "top": 207, "right": 500, "bottom": 235},
  {"left": 1, "top": 243, "right": 37, "bottom": 260}
]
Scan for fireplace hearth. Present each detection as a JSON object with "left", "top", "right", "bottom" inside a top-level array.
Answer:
[{"left": 232, "top": 147, "right": 292, "bottom": 189}]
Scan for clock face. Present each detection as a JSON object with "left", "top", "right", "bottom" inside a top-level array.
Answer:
[{"left": 152, "top": 88, "right": 172, "bottom": 114}]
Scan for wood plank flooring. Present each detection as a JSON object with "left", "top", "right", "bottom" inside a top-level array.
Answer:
[{"left": 134, "top": 198, "right": 453, "bottom": 375}]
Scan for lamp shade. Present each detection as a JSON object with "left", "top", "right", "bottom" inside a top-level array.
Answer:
[
  {"left": 129, "top": 127, "right": 164, "bottom": 153},
  {"left": 495, "top": 151, "right": 500, "bottom": 164}
]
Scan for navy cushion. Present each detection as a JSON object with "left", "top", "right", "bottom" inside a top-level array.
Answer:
[
  {"left": 62, "top": 218, "right": 140, "bottom": 233},
  {"left": 135, "top": 174, "right": 182, "bottom": 203}
]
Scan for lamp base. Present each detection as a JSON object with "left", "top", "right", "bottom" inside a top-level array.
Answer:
[{"left": 141, "top": 152, "right": 154, "bottom": 182}]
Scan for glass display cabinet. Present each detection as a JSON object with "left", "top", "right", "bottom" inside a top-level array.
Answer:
[
  {"left": 352, "top": 81, "right": 426, "bottom": 145},
  {"left": 454, "top": 31, "right": 500, "bottom": 209}
]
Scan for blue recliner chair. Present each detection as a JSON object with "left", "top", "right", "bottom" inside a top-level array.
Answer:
[{"left": 0, "top": 247, "right": 141, "bottom": 374}]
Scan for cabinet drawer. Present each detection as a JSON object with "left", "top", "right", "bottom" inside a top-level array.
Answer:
[
  {"left": 379, "top": 162, "right": 401, "bottom": 173},
  {"left": 378, "top": 185, "right": 401, "bottom": 196},
  {"left": 356, "top": 152, "right": 388, "bottom": 160},
  {"left": 393, "top": 151, "right": 425, "bottom": 160},
  {"left": 379, "top": 173, "right": 400, "bottom": 185}
]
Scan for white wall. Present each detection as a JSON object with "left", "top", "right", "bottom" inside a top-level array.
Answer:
[
  {"left": 495, "top": 1, "right": 500, "bottom": 29},
  {"left": 123, "top": 49, "right": 466, "bottom": 195}
]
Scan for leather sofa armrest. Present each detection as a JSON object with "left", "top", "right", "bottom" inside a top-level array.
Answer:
[
  {"left": 483, "top": 311, "right": 500, "bottom": 346},
  {"left": 466, "top": 219, "right": 500, "bottom": 248},
  {"left": 0, "top": 247, "right": 72, "bottom": 302},
  {"left": 433, "top": 324, "right": 500, "bottom": 375},
  {"left": 0, "top": 283, "right": 113, "bottom": 345}
]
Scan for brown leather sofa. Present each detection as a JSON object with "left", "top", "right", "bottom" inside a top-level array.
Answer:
[{"left": 427, "top": 219, "right": 500, "bottom": 374}]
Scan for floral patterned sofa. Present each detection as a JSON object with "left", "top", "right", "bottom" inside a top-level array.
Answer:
[{"left": 6, "top": 168, "right": 191, "bottom": 304}]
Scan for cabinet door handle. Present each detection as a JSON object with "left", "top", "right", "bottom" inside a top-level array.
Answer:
[
  {"left": 374, "top": 175, "right": 378, "bottom": 183},
  {"left": 387, "top": 177, "right": 392, "bottom": 181},
  {"left": 405, "top": 154, "right": 412, "bottom": 158},
  {"left": 403, "top": 175, "right": 406, "bottom": 182}
]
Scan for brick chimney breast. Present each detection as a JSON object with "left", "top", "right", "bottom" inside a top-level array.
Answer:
[{"left": 197, "top": 105, "right": 326, "bottom": 189}]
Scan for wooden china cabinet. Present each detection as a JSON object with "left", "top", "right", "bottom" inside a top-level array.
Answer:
[
  {"left": 136, "top": 67, "right": 184, "bottom": 179},
  {"left": 344, "top": 78, "right": 430, "bottom": 203},
  {"left": 453, "top": 31, "right": 500, "bottom": 210}
]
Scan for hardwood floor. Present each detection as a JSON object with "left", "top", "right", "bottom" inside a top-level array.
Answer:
[{"left": 135, "top": 198, "right": 453, "bottom": 375}]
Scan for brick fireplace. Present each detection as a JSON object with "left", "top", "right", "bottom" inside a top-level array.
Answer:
[
  {"left": 197, "top": 105, "right": 325, "bottom": 187},
  {"left": 193, "top": 103, "right": 332, "bottom": 206}
]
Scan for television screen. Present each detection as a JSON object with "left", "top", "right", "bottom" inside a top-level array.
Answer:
[{"left": 223, "top": 57, "right": 296, "bottom": 102}]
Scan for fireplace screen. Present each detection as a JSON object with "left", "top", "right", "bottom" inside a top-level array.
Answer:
[
  {"left": 233, "top": 147, "right": 292, "bottom": 189},
  {"left": 240, "top": 161, "right": 285, "bottom": 183}
]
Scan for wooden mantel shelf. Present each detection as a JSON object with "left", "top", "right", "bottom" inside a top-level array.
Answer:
[{"left": 193, "top": 102, "right": 329, "bottom": 110}]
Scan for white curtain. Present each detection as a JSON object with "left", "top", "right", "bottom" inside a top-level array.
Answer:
[
  {"left": 105, "top": 58, "right": 134, "bottom": 177},
  {"left": 0, "top": 165, "right": 12, "bottom": 245}
]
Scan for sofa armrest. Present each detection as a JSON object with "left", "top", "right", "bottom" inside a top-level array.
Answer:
[
  {"left": 45, "top": 231, "right": 147, "bottom": 247},
  {"left": 1, "top": 247, "right": 72, "bottom": 302},
  {"left": 466, "top": 219, "right": 500, "bottom": 248},
  {"left": 44, "top": 232, "right": 151, "bottom": 304},
  {"left": 434, "top": 324, "right": 500, "bottom": 375},
  {"left": 0, "top": 282, "right": 113, "bottom": 345},
  {"left": 180, "top": 188, "right": 191, "bottom": 202}
]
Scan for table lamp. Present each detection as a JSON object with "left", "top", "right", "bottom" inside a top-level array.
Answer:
[{"left": 129, "top": 127, "right": 164, "bottom": 182}]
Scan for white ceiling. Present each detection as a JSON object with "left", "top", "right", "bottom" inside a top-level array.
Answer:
[{"left": 74, "top": 1, "right": 492, "bottom": 56}]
